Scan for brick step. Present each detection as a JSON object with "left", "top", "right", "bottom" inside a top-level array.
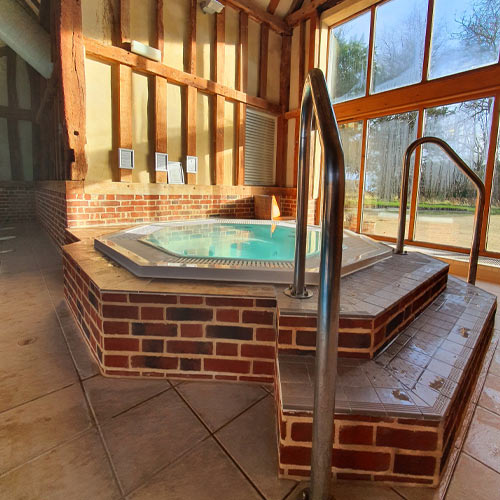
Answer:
[
  {"left": 276, "top": 252, "right": 449, "bottom": 358},
  {"left": 275, "top": 276, "right": 497, "bottom": 485}
]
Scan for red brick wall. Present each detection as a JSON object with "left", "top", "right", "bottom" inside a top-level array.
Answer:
[
  {"left": 35, "top": 185, "right": 68, "bottom": 248},
  {"left": 0, "top": 182, "right": 35, "bottom": 223},
  {"left": 63, "top": 250, "right": 277, "bottom": 383}
]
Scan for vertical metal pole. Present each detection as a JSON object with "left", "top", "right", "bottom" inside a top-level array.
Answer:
[{"left": 395, "top": 149, "right": 413, "bottom": 254}]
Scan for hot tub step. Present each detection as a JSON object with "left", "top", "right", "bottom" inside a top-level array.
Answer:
[{"left": 275, "top": 276, "right": 497, "bottom": 485}]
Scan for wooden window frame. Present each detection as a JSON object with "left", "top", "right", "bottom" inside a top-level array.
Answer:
[{"left": 326, "top": 0, "right": 500, "bottom": 259}]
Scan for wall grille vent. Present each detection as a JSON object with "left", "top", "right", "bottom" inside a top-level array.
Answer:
[{"left": 244, "top": 107, "right": 276, "bottom": 186}]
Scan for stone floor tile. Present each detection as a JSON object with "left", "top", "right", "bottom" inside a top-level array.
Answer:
[
  {"left": 128, "top": 438, "right": 261, "bottom": 500},
  {"left": 60, "top": 320, "right": 100, "bottom": 380},
  {"left": 329, "top": 481, "right": 405, "bottom": 500},
  {"left": 0, "top": 384, "right": 92, "bottom": 475},
  {"left": 392, "top": 483, "right": 440, "bottom": 500},
  {"left": 217, "top": 396, "right": 296, "bottom": 500},
  {"left": 463, "top": 406, "right": 500, "bottom": 473},
  {"left": 0, "top": 430, "right": 121, "bottom": 500},
  {"left": 177, "top": 381, "right": 267, "bottom": 431},
  {"left": 478, "top": 373, "right": 500, "bottom": 416},
  {"left": 84, "top": 375, "right": 171, "bottom": 421},
  {"left": 101, "top": 389, "right": 208, "bottom": 494},
  {"left": 0, "top": 349, "right": 78, "bottom": 413},
  {"left": 445, "top": 453, "right": 500, "bottom": 500},
  {"left": 488, "top": 348, "right": 500, "bottom": 378}
]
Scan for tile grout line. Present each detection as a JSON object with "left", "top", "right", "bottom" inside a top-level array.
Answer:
[
  {"left": 461, "top": 450, "right": 500, "bottom": 476},
  {"left": 171, "top": 383, "right": 270, "bottom": 500},
  {"left": 35, "top": 236, "right": 127, "bottom": 499}
]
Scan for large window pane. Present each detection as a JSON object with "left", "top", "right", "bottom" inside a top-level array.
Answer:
[
  {"left": 362, "top": 112, "right": 418, "bottom": 237},
  {"left": 328, "top": 12, "right": 370, "bottom": 104},
  {"left": 339, "top": 121, "right": 363, "bottom": 230},
  {"left": 416, "top": 98, "right": 494, "bottom": 247},
  {"left": 429, "top": 0, "right": 500, "bottom": 80},
  {"left": 487, "top": 126, "right": 500, "bottom": 252},
  {"left": 372, "top": 0, "right": 427, "bottom": 93}
]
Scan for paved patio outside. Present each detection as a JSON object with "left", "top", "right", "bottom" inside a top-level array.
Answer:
[{"left": 0, "top": 223, "right": 499, "bottom": 500}]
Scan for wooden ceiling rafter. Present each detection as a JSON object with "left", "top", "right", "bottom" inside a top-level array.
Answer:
[
  {"left": 286, "top": 0, "right": 343, "bottom": 26},
  {"left": 223, "top": 0, "right": 290, "bottom": 33}
]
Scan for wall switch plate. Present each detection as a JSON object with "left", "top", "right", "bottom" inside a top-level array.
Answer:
[
  {"left": 118, "top": 148, "right": 134, "bottom": 169},
  {"left": 186, "top": 155, "right": 198, "bottom": 174},
  {"left": 155, "top": 152, "right": 168, "bottom": 172}
]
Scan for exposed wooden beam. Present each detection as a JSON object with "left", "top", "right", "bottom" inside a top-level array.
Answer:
[
  {"left": 27, "top": 65, "right": 41, "bottom": 180},
  {"left": 119, "top": 0, "right": 130, "bottom": 46},
  {"left": 0, "top": 105, "right": 32, "bottom": 120},
  {"left": 0, "top": 46, "right": 9, "bottom": 57},
  {"left": 286, "top": 0, "right": 341, "bottom": 26},
  {"left": 223, "top": 0, "right": 290, "bottom": 34},
  {"left": 187, "top": 0, "right": 197, "bottom": 74},
  {"left": 267, "top": 0, "right": 281, "bottom": 14},
  {"left": 276, "top": 34, "right": 292, "bottom": 187},
  {"left": 112, "top": 64, "right": 133, "bottom": 182},
  {"left": 156, "top": 0, "right": 164, "bottom": 57},
  {"left": 35, "top": 74, "right": 58, "bottom": 123},
  {"left": 237, "top": 12, "right": 248, "bottom": 93},
  {"left": 259, "top": 25, "right": 269, "bottom": 99},
  {"left": 298, "top": 20, "right": 306, "bottom": 102},
  {"left": 154, "top": 76, "right": 167, "bottom": 183},
  {"left": 214, "top": 11, "right": 225, "bottom": 185},
  {"left": 84, "top": 37, "right": 281, "bottom": 115},
  {"left": 214, "top": 94, "right": 225, "bottom": 185},
  {"left": 6, "top": 49, "right": 23, "bottom": 181},
  {"left": 54, "top": 0, "right": 87, "bottom": 181}
]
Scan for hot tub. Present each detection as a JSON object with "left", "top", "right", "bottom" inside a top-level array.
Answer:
[{"left": 94, "top": 219, "right": 392, "bottom": 284}]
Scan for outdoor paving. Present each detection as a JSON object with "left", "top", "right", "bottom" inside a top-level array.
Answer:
[{"left": 0, "top": 223, "right": 499, "bottom": 500}]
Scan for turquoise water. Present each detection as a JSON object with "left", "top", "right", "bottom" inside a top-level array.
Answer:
[{"left": 143, "top": 222, "right": 321, "bottom": 261}]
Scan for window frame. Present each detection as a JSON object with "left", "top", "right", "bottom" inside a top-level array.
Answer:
[{"left": 325, "top": 0, "right": 500, "bottom": 258}]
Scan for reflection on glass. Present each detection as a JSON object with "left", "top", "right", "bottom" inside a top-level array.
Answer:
[
  {"left": 339, "top": 122, "right": 363, "bottom": 230},
  {"left": 416, "top": 98, "right": 493, "bottom": 248},
  {"left": 372, "top": 0, "right": 427, "bottom": 93},
  {"left": 487, "top": 119, "right": 500, "bottom": 252},
  {"left": 363, "top": 112, "right": 418, "bottom": 237},
  {"left": 328, "top": 12, "right": 370, "bottom": 104},
  {"left": 429, "top": 0, "right": 500, "bottom": 80}
]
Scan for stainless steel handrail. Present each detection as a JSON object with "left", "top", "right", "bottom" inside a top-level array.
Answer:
[
  {"left": 286, "top": 69, "right": 345, "bottom": 500},
  {"left": 396, "top": 136, "right": 486, "bottom": 285}
]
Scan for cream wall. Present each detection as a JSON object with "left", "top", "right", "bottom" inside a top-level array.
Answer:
[{"left": 82, "top": 1, "right": 284, "bottom": 186}]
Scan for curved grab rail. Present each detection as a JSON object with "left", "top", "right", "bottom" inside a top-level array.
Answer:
[
  {"left": 396, "top": 136, "right": 486, "bottom": 285},
  {"left": 287, "top": 69, "right": 345, "bottom": 500}
]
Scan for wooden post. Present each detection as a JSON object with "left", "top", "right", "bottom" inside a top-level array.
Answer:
[
  {"left": 6, "top": 49, "right": 23, "bottom": 181},
  {"left": 120, "top": 0, "right": 131, "bottom": 46},
  {"left": 214, "top": 10, "right": 225, "bottom": 185},
  {"left": 112, "top": 64, "right": 133, "bottom": 182},
  {"left": 53, "top": 0, "right": 87, "bottom": 181},
  {"left": 276, "top": 35, "right": 292, "bottom": 187},
  {"left": 236, "top": 12, "right": 248, "bottom": 186},
  {"left": 154, "top": 76, "right": 168, "bottom": 183}
]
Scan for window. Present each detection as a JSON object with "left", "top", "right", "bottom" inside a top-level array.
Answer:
[
  {"left": 415, "top": 98, "right": 494, "bottom": 247},
  {"left": 372, "top": 0, "right": 427, "bottom": 93},
  {"left": 429, "top": 0, "right": 500, "bottom": 80},
  {"left": 339, "top": 122, "right": 363, "bottom": 229},
  {"left": 325, "top": 0, "right": 500, "bottom": 257},
  {"left": 328, "top": 12, "right": 370, "bottom": 104},
  {"left": 363, "top": 112, "right": 417, "bottom": 237},
  {"left": 244, "top": 107, "right": 276, "bottom": 186}
]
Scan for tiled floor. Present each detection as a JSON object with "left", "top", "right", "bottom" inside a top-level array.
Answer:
[{"left": 0, "top": 223, "right": 499, "bottom": 500}]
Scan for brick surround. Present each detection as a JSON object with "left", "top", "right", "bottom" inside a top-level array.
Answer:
[
  {"left": 278, "top": 268, "right": 449, "bottom": 359},
  {"left": 0, "top": 182, "right": 35, "bottom": 223},
  {"left": 64, "top": 251, "right": 277, "bottom": 383}
]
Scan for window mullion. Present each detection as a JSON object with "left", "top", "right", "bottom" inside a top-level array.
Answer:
[
  {"left": 408, "top": 108, "right": 425, "bottom": 241},
  {"left": 365, "top": 6, "right": 376, "bottom": 98},
  {"left": 421, "top": 0, "right": 435, "bottom": 83},
  {"left": 480, "top": 93, "right": 500, "bottom": 250},
  {"left": 356, "top": 119, "right": 369, "bottom": 233}
]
